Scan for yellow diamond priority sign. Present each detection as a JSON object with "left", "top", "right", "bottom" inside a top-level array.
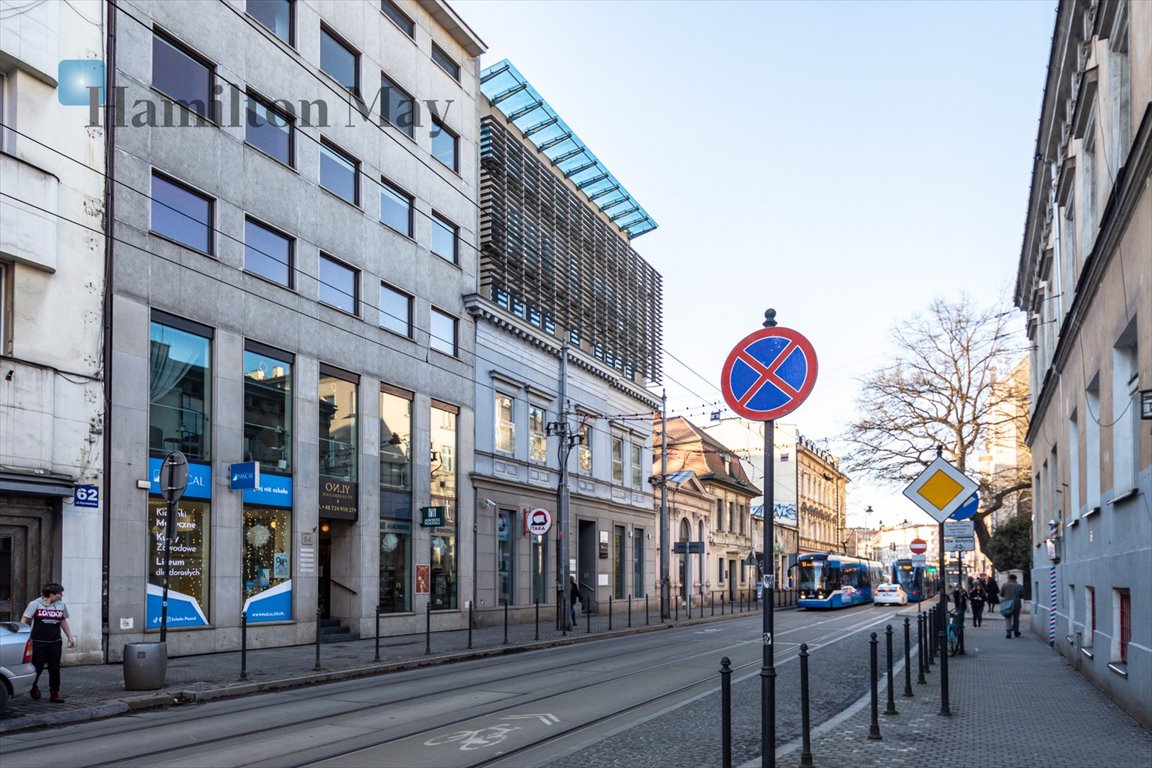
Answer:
[{"left": 902, "top": 456, "right": 979, "bottom": 523}]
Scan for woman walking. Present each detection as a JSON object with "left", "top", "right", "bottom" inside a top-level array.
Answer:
[{"left": 968, "top": 580, "right": 987, "bottom": 627}]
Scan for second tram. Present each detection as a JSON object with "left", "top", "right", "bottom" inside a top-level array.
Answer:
[
  {"left": 891, "top": 559, "right": 940, "bottom": 602},
  {"left": 796, "top": 553, "right": 886, "bottom": 609}
]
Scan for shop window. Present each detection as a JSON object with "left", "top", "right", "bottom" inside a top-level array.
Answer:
[
  {"left": 430, "top": 403, "right": 457, "bottom": 609},
  {"left": 149, "top": 316, "right": 212, "bottom": 460},
  {"left": 243, "top": 345, "right": 292, "bottom": 471},
  {"left": 242, "top": 506, "right": 292, "bottom": 621},
  {"left": 497, "top": 509, "right": 515, "bottom": 606}
]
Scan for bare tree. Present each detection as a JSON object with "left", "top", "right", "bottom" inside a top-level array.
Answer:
[{"left": 842, "top": 295, "right": 1031, "bottom": 549}]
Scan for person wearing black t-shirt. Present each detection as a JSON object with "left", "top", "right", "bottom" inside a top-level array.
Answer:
[{"left": 21, "top": 582, "right": 75, "bottom": 703}]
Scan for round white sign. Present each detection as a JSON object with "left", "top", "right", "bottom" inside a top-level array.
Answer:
[{"left": 526, "top": 507, "right": 553, "bottom": 535}]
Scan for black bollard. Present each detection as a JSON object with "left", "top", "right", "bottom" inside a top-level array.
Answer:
[
  {"left": 868, "top": 632, "right": 882, "bottom": 740},
  {"left": 425, "top": 601, "right": 431, "bottom": 655},
  {"left": 674, "top": 594, "right": 679, "bottom": 621},
  {"left": 586, "top": 600, "right": 591, "bottom": 633},
  {"left": 628, "top": 594, "right": 633, "bottom": 628},
  {"left": 720, "top": 656, "right": 732, "bottom": 768},
  {"left": 645, "top": 593, "right": 650, "bottom": 626},
  {"left": 938, "top": 607, "right": 952, "bottom": 717},
  {"left": 903, "top": 617, "right": 914, "bottom": 697},
  {"left": 375, "top": 604, "right": 382, "bottom": 661},
  {"left": 609, "top": 596, "right": 614, "bottom": 630},
  {"left": 535, "top": 599, "right": 540, "bottom": 641},
  {"left": 503, "top": 600, "right": 509, "bottom": 645},
  {"left": 240, "top": 610, "right": 248, "bottom": 680},
  {"left": 918, "top": 613, "right": 928, "bottom": 682},
  {"left": 468, "top": 602, "right": 473, "bottom": 650},
  {"left": 799, "top": 643, "right": 814, "bottom": 767},
  {"left": 885, "top": 624, "right": 898, "bottom": 715},
  {"left": 711, "top": 591, "right": 715, "bottom": 616},
  {"left": 314, "top": 608, "right": 322, "bottom": 671}
]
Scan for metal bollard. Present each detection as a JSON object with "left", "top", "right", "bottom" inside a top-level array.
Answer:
[
  {"left": 711, "top": 592, "right": 715, "bottom": 616},
  {"left": 586, "top": 601, "right": 591, "bottom": 633},
  {"left": 885, "top": 624, "right": 898, "bottom": 715},
  {"left": 687, "top": 591, "right": 691, "bottom": 620},
  {"left": 468, "top": 602, "right": 473, "bottom": 650},
  {"left": 425, "top": 601, "right": 431, "bottom": 655},
  {"left": 646, "top": 593, "right": 650, "bottom": 626},
  {"left": 868, "top": 632, "right": 882, "bottom": 740},
  {"left": 628, "top": 595, "right": 632, "bottom": 628},
  {"left": 674, "top": 595, "right": 679, "bottom": 621},
  {"left": 799, "top": 643, "right": 814, "bottom": 767},
  {"left": 918, "top": 613, "right": 928, "bottom": 681},
  {"left": 314, "top": 608, "right": 322, "bottom": 671},
  {"left": 609, "top": 596, "right": 613, "bottom": 631},
  {"left": 903, "top": 617, "right": 914, "bottom": 697},
  {"left": 720, "top": 656, "right": 732, "bottom": 768},
  {"left": 503, "top": 601, "right": 509, "bottom": 645},
  {"left": 240, "top": 611, "right": 248, "bottom": 680},
  {"left": 535, "top": 599, "right": 540, "bottom": 641},
  {"left": 375, "top": 604, "right": 382, "bottom": 661}
]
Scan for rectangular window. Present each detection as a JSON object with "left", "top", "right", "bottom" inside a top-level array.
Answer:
[
  {"left": 246, "top": 92, "right": 293, "bottom": 166},
  {"left": 431, "top": 119, "right": 458, "bottom": 171},
  {"left": 318, "top": 253, "right": 358, "bottom": 315},
  {"left": 379, "top": 520, "right": 410, "bottom": 613},
  {"left": 148, "top": 497, "right": 210, "bottom": 626},
  {"left": 152, "top": 31, "right": 213, "bottom": 121},
  {"left": 1086, "top": 377, "right": 1101, "bottom": 508},
  {"left": 529, "top": 406, "right": 547, "bottom": 464},
  {"left": 716, "top": 498, "right": 724, "bottom": 531},
  {"left": 320, "top": 26, "right": 358, "bottom": 94},
  {"left": 531, "top": 531, "right": 549, "bottom": 604},
  {"left": 320, "top": 140, "right": 359, "bottom": 205},
  {"left": 379, "top": 387, "right": 412, "bottom": 494},
  {"left": 577, "top": 423, "right": 592, "bottom": 474},
  {"left": 244, "top": 218, "right": 292, "bottom": 287},
  {"left": 431, "top": 43, "right": 460, "bottom": 81},
  {"left": 611, "top": 435, "right": 624, "bottom": 483},
  {"left": 151, "top": 173, "right": 213, "bottom": 254},
  {"left": 1068, "top": 410, "right": 1081, "bottom": 517},
  {"left": 1114, "top": 589, "right": 1131, "bottom": 663},
  {"left": 243, "top": 344, "right": 292, "bottom": 471},
  {"left": 247, "top": 0, "right": 293, "bottom": 45},
  {"left": 380, "top": 74, "right": 415, "bottom": 138},
  {"left": 1112, "top": 323, "right": 1139, "bottom": 495},
  {"left": 430, "top": 309, "right": 457, "bottom": 356},
  {"left": 613, "top": 525, "right": 625, "bottom": 599},
  {"left": 242, "top": 506, "right": 292, "bottom": 621},
  {"left": 718, "top": 558, "right": 725, "bottom": 583},
  {"left": 430, "top": 403, "right": 458, "bottom": 609},
  {"left": 739, "top": 503, "right": 746, "bottom": 535},
  {"left": 1067, "top": 584, "right": 1076, "bottom": 640},
  {"left": 431, "top": 212, "right": 458, "bottom": 263},
  {"left": 380, "top": 0, "right": 414, "bottom": 38},
  {"left": 632, "top": 443, "right": 643, "bottom": 487},
  {"left": 728, "top": 501, "right": 736, "bottom": 532},
  {"left": 633, "top": 528, "right": 644, "bottom": 598},
  {"left": 494, "top": 393, "right": 515, "bottom": 455},
  {"left": 497, "top": 509, "right": 515, "bottom": 606},
  {"left": 1085, "top": 586, "right": 1095, "bottom": 648},
  {"left": 380, "top": 180, "right": 413, "bottom": 236},
  {"left": 318, "top": 369, "right": 357, "bottom": 483},
  {"left": 149, "top": 316, "right": 212, "bottom": 460},
  {"left": 379, "top": 282, "right": 412, "bottom": 337}
]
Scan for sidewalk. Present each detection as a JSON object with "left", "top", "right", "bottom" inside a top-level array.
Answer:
[{"left": 770, "top": 611, "right": 1152, "bottom": 768}]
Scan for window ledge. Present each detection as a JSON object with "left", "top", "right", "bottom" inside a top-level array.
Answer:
[
  {"left": 1107, "top": 662, "right": 1129, "bottom": 678},
  {"left": 1110, "top": 488, "right": 1139, "bottom": 505},
  {"left": 1083, "top": 505, "right": 1101, "bottom": 518},
  {"left": 1080, "top": 647, "right": 1094, "bottom": 659}
]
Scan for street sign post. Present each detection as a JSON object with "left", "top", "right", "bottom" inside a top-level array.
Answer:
[
  {"left": 158, "top": 451, "right": 188, "bottom": 643},
  {"left": 909, "top": 538, "right": 928, "bottom": 555},
  {"left": 721, "top": 309, "right": 817, "bottom": 768}
]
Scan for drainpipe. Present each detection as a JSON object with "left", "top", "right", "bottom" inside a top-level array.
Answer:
[{"left": 100, "top": 0, "right": 117, "bottom": 664}]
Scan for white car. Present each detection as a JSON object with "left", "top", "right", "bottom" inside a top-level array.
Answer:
[
  {"left": 0, "top": 621, "right": 36, "bottom": 710},
  {"left": 873, "top": 583, "right": 908, "bottom": 606}
]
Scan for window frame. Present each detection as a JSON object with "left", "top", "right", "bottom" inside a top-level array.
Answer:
[
  {"left": 380, "top": 73, "right": 416, "bottom": 139},
  {"left": 319, "top": 138, "right": 360, "bottom": 206},
  {"left": 631, "top": 443, "right": 643, "bottom": 487},
  {"left": 429, "top": 308, "right": 458, "bottom": 357},
  {"left": 379, "top": 281, "right": 413, "bottom": 338},
  {"left": 380, "top": 0, "right": 415, "bottom": 39},
  {"left": 318, "top": 252, "right": 359, "bottom": 315},
  {"left": 242, "top": 341, "right": 294, "bottom": 472},
  {"left": 431, "top": 211, "right": 458, "bottom": 263},
  {"left": 150, "top": 171, "right": 215, "bottom": 255},
  {"left": 431, "top": 118, "right": 459, "bottom": 172},
  {"left": 611, "top": 434, "right": 624, "bottom": 484},
  {"left": 151, "top": 29, "right": 215, "bottom": 123},
  {"left": 528, "top": 405, "right": 547, "bottom": 464},
  {"left": 380, "top": 178, "right": 414, "bottom": 237},
  {"left": 243, "top": 216, "right": 294, "bottom": 288},
  {"left": 319, "top": 24, "right": 360, "bottom": 95},
  {"left": 494, "top": 392, "right": 516, "bottom": 455},
  {"left": 246, "top": 0, "right": 294, "bottom": 46},
  {"left": 431, "top": 43, "right": 461, "bottom": 82},
  {"left": 245, "top": 89, "right": 295, "bottom": 167}
]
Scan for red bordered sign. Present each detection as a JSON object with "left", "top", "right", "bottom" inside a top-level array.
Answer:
[{"left": 721, "top": 327, "right": 818, "bottom": 422}]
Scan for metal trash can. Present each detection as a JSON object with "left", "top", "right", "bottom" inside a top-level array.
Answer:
[{"left": 123, "top": 642, "right": 167, "bottom": 690}]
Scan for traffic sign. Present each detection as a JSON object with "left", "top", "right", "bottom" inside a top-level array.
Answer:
[
  {"left": 909, "top": 538, "right": 928, "bottom": 555},
  {"left": 951, "top": 492, "right": 978, "bottom": 521},
  {"left": 526, "top": 507, "right": 552, "bottom": 536},
  {"left": 944, "top": 537, "right": 975, "bottom": 552},
  {"left": 911, "top": 554, "right": 927, "bottom": 566},
  {"left": 943, "top": 520, "right": 974, "bottom": 538},
  {"left": 902, "top": 456, "right": 979, "bottom": 523},
  {"left": 721, "top": 327, "right": 818, "bottom": 422}
]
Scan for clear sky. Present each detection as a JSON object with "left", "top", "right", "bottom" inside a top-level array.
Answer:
[{"left": 457, "top": 0, "right": 1057, "bottom": 527}]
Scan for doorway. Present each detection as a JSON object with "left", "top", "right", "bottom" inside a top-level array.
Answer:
[
  {"left": 578, "top": 519, "right": 596, "bottom": 613},
  {"left": 318, "top": 520, "right": 332, "bottom": 619},
  {"left": 0, "top": 500, "right": 55, "bottom": 622}
]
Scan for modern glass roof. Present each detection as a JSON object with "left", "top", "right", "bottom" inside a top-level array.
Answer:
[{"left": 480, "top": 59, "right": 658, "bottom": 240}]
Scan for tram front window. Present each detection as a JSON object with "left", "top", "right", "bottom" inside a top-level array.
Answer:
[{"left": 798, "top": 562, "right": 836, "bottom": 597}]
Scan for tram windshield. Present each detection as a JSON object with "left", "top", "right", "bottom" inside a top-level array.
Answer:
[
  {"left": 894, "top": 563, "right": 918, "bottom": 591},
  {"left": 797, "top": 560, "right": 839, "bottom": 593}
]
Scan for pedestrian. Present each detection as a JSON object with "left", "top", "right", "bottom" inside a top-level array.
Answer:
[
  {"left": 985, "top": 574, "right": 1000, "bottom": 611},
  {"left": 20, "top": 582, "right": 75, "bottom": 703},
  {"left": 569, "top": 576, "right": 580, "bottom": 625},
  {"left": 968, "top": 579, "right": 986, "bottom": 627},
  {"left": 1000, "top": 573, "right": 1023, "bottom": 638}
]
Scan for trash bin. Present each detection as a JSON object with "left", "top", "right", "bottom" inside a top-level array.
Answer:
[{"left": 123, "top": 642, "right": 167, "bottom": 690}]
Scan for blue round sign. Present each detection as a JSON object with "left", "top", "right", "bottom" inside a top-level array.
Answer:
[
  {"left": 721, "top": 327, "right": 818, "bottom": 421},
  {"left": 950, "top": 492, "right": 979, "bottom": 521}
]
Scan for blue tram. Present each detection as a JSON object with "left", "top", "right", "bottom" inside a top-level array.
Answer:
[
  {"left": 796, "top": 553, "right": 886, "bottom": 609},
  {"left": 891, "top": 559, "right": 940, "bottom": 602}
]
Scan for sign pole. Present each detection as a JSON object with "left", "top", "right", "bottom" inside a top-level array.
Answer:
[
  {"left": 158, "top": 451, "right": 188, "bottom": 643},
  {"left": 762, "top": 417, "right": 776, "bottom": 768}
]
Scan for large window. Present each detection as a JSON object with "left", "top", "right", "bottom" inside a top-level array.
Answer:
[
  {"left": 494, "top": 393, "right": 515, "bottom": 455},
  {"left": 320, "top": 26, "right": 358, "bottom": 93},
  {"left": 497, "top": 509, "right": 514, "bottom": 606},
  {"left": 380, "top": 0, "right": 414, "bottom": 38},
  {"left": 380, "top": 74, "right": 415, "bottom": 138},
  {"left": 430, "top": 403, "right": 458, "bottom": 609},
  {"left": 149, "top": 317, "right": 212, "bottom": 460},
  {"left": 1114, "top": 589, "right": 1131, "bottom": 663},
  {"left": 431, "top": 44, "right": 460, "bottom": 82},
  {"left": 380, "top": 521, "right": 411, "bottom": 613},
  {"left": 431, "top": 213, "right": 458, "bottom": 263},
  {"left": 242, "top": 506, "right": 292, "bottom": 620},
  {"left": 1086, "top": 377, "right": 1101, "bottom": 508},
  {"left": 380, "top": 179, "right": 413, "bottom": 236},
  {"left": 151, "top": 173, "right": 213, "bottom": 254},
  {"left": 246, "top": 92, "right": 293, "bottom": 166},
  {"left": 613, "top": 525, "right": 625, "bottom": 599},
  {"left": 431, "top": 119, "right": 458, "bottom": 171},
  {"left": 319, "top": 253, "right": 358, "bottom": 314},
  {"left": 248, "top": 0, "right": 293, "bottom": 44},
  {"left": 631, "top": 443, "right": 643, "bottom": 487},
  {"left": 379, "top": 282, "right": 412, "bottom": 337},
  {"left": 243, "top": 345, "right": 292, "bottom": 471},
  {"left": 633, "top": 527, "right": 644, "bottom": 598},
  {"left": 430, "top": 309, "right": 457, "bottom": 356},
  {"left": 320, "top": 140, "right": 359, "bottom": 205},
  {"left": 244, "top": 218, "right": 292, "bottom": 287},
  {"left": 148, "top": 497, "right": 210, "bottom": 626},
  {"left": 1112, "top": 324, "right": 1139, "bottom": 495},
  {"left": 529, "top": 405, "right": 547, "bottom": 464},
  {"left": 611, "top": 435, "right": 624, "bottom": 483},
  {"left": 577, "top": 422, "right": 592, "bottom": 473},
  {"left": 152, "top": 31, "right": 213, "bottom": 121},
  {"left": 318, "top": 370, "right": 357, "bottom": 483},
  {"left": 380, "top": 387, "right": 412, "bottom": 614}
]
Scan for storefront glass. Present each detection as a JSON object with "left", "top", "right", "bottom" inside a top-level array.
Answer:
[
  {"left": 147, "top": 496, "right": 210, "bottom": 628},
  {"left": 430, "top": 404, "right": 457, "bottom": 609},
  {"left": 149, "top": 319, "right": 211, "bottom": 460},
  {"left": 242, "top": 506, "right": 292, "bottom": 622}
]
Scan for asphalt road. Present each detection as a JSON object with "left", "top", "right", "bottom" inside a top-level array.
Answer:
[{"left": 0, "top": 604, "right": 907, "bottom": 768}]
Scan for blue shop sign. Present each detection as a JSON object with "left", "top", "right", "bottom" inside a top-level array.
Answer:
[
  {"left": 243, "top": 473, "right": 293, "bottom": 508},
  {"left": 149, "top": 457, "right": 212, "bottom": 499}
]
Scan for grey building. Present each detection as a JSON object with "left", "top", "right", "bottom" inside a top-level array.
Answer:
[{"left": 104, "top": 0, "right": 485, "bottom": 658}]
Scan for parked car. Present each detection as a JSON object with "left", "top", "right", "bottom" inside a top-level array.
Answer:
[
  {"left": 1, "top": 621, "right": 36, "bottom": 710},
  {"left": 873, "top": 583, "right": 908, "bottom": 606}
]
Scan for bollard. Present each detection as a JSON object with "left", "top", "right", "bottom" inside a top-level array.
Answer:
[
  {"left": 903, "top": 617, "right": 914, "bottom": 697},
  {"left": 535, "top": 599, "right": 540, "bottom": 641},
  {"left": 503, "top": 601, "right": 509, "bottom": 645},
  {"left": 868, "top": 632, "right": 882, "bottom": 740},
  {"left": 674, "top": 595, "right": 679, "bottom": 621},
  {"left": 375, "top": 604, "right": 382, "bottom": 661},
  {"left": 687, "top": 591, "right": 692, "bottom": 620},
  {"left": 918, "top": 613, "right": 928, "bottom": 681},
  {"left": 628, "top": 595, "right": 633, "bottom": 628},
  {"left": 721, "top": 594, "right": 725, "bottom": 615},
  {"left": 958, "top": 615, "right": 965, "bottom": 655},
  {"left": 938, "top": 607, "right": 952, "bottom": 717},
  {"left": 885, "top": 624, "right": 898, "bottom": 715},
  {"left": 720, "top": 656, "right": 732, "bottom": 768},
  {"left": 711, "top": 592, "right": 715, "bottom": 616},
  {"left": 314, "top": 608, "right": 322, "bottom": 671},
  {"left": 609, "top": 596, "right": 613, "bottom": 631},
  {"left": 240, "top": 611, "right": 248, "bottom": 680},
  {"left": 645, "top": 593, "right": 650, "bottom": 626},
  {"left": 586, "top": 601, "right": 591, "bottom": 633},
  {"left": 468, "top": 602, "right": 474, "bottom": 650},
  {"left": 928, "top": 607, "right": 937, "bottom": 664},
  {"left": 425, "top": 601, "right": 431, "bottom": 655},
  {"left": 799, "top": 643, "right": 814, "bottom": 767}
]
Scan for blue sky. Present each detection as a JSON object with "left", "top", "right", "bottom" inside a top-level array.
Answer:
[{"left": 459, "top": 0, "right": 1057, "bottom": 525}]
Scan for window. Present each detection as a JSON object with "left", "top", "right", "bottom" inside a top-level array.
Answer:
[
  {"left": 632, "top": 528, "right": 644, "bottom": 598},
  {"left": 1084, "top": 586, "right": 1095, "bottom": 648},
  {"left": 430, "top": 309, "right": 457, "bottom": 356},
  {"left": 431, "top": 213, "right": 458, "bottom": 263},
  {"left": 318, "top": 253, "right": 358, "bottom": 314},
  {"left": 495, "top": 393, "right": 515, "bottom": 454},
  {"left": 577, "top": 422, "right": 592, "bottom": 473},
  {"left": 318, "top": 369, "right": 358, "bottom": 483},
  {"left": 611, "top": 435, "right": 624, "bottom": 483},
  {"left": 151, "top": 173, "right": 213, "bottom": 254},
  {"left": 244, "top": 218, "right": 292, "bottom": 287},
  {"left": 1114, "top": 589, "right": 1131, "bottom": 663},
  {"left": 247, "top": 0, "right": 293, "bottom": 45},
  {"left": 430, "top": 403, "right": 458, "bottom": 609},
  {"left": 431, "top": 43, "right": 460, "bottom": 81},
  {"left": 152, "top": 31, "right": 213, "bottom": 121},
  {"left": 379, "top": 387, "right": 412, "bottom": 494},
  {"left": 728, "top": 501, "right": 736, "bottom": 532},
  {"left": 613, "top": 525, "right": 625, "bottom": 599},
  {"left": 243, "top": 344, "right": 292, "bottom": 471},
  {"left": 242, "top": 506, "right": 291, "bottom": 620},
  {"left": 380, "top": 180, "right": 413, "bottom": 236},
  {"left": 0, "top": 261, "right": 7, "bottom": 353},
  {"left": 529, "top": 406, "right": 547, "bottom": 464},
  {"left": 320, "top": 26, "right": 358, "bottom": 94},
  {"left": 632, "top": 443, "right": 643, "bottom": 487},
  {"left": 149, "top": 315, "right": 212, "bottom": 460},
  {"left": 1111, "top": 322, "right": 1139, "bottom": 496},
  {"left": 431, "top": 119, "right": 458, "bottom": 171},
  {"left": 379, "top": 282, "right": 412, "bottom": 337},
  {"left": 1086, "top": 377, "right": 1101, "bottom": 509},
  {"left": 1068, "top": 410, "right": 1081, "bottom": 517},
  {"left": 497, "top": 509, "right": 514, "bottom": 606},
  {"left": 320, "top": 140, "right": 359, "bottom": 205},
  {"left": 147, "top": 498, "right": 210, "bottom": 626},
  {"left": 716, "top": 498, "right": 724, "bottom": 531},
  {"left": 739, "top": 503, "right": 745, "bottom": 535},
  {"left": 380, "top": 0, "right": 414, "bottom": 38},
  {"left": 246, "top": 92, "right": 293, "bottom": 166},
  {"left": 380, "top": 74, "right": 415, "bottom": 138}
]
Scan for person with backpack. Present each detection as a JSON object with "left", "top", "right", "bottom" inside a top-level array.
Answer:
[{"left": 1000, "top": 573, "right": 1023, "bottom": 638}]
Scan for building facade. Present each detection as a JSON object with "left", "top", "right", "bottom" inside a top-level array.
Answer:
[
  {"left": 0, "top": 0, "right": 106, "bottom": 663},
  {"left": 103, "top": 0, "right": 486, "bottom": 659},
  {"left": 1015, "top": 0, "right": 1150, "bottom": 727},
  {"left": 795, "top": 434, "right": 848, "bottom": 556}
]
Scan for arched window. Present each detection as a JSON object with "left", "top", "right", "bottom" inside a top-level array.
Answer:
[{"left": 679, "top": 518, "right": 690, "bottom": 540}]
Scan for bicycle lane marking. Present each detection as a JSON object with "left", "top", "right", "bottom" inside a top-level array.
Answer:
[{"left": 423, "top": 714, "right": 559, "bottom": 753}]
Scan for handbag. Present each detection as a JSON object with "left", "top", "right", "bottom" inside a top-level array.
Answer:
[{"left": 999, "top": 597, "right": 1015, "bottom": 616}]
